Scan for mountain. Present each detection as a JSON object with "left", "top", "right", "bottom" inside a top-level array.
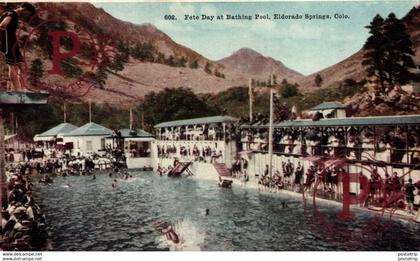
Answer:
[
  {"left": 0, "top": 2, "right": 226, "bottom": 103},
  {"left": 218, "top": 48, "right": 304, "bottom": 84},
  {"left": 0, "top": 2, "right": 418, "bottom": 108},
  {"left": 0, "top": 2, "right": 303, "bottom": 104},
  {"left": 51, "top": 3, "right": 208, "bottom": 64},
  {"left": 298, "top": 5, "right": 420, "bottom": 91}
]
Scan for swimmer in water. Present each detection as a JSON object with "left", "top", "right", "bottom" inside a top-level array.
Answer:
[
  {"left": 154, "top": 221, "right": 180, "bottom": 244},
  {"left": 205, "top": 209, "right": 210, "bottom": 216},
  {"left": 92, "top": 174, "right": 96, "bottom": 180},
  {"left": 281, "top": 201, "right": 289, "bottom": 209},
  {"left": 112, "top": 179, "right": 117, "bottom": 188}
]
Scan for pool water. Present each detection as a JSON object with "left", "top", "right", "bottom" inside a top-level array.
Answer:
[{"left": 33, "top": 171, "right": 420, "bottom": 251}]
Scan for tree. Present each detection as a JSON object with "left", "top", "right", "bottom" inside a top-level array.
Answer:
[
  {"left": 362, "top": 14, "right": 388, "bottom": 92},
  {"left": 362, "top": 13, "right": 416, "bottom": 93},
  {"left": 189, "top": 60, "right": 199, "bottom": 69},
  {"left": 92, "top": 69, "right": 108, "bottom": 89},
  {"left": 212, "top": 86, "right": 249, "bottom": 116},
  {"left": 382, "top": 13, "right": 416, "bottom": 87},
  {"left": 177, "top": 56, "right": 187, "bottom": 67},
  {"left": 61, "top": 58, "right": 83, "bottom": 78},
  {"left": 314, "top": 73, "right": 323, "bottom": 87},
  {"left": 110, "top": 54, "right": 125, "bottom": 72},
  {"left": 267, "top": 74, "right": 277, "bottom": 86},
  {"left": 204, "top": 62, "right": 212, "bottom": 74},
  {"left": 29, "top": 58, "right": 44, "bottom": 87},
  {"left": 156, "top": 52, "right": 165, "bottom": 64},
  {"left": 278, "top": 79, "right": 301, "bottom": 98},
  {"left": 214, "top": 68, "right": 225, "bottom": 78},
  {"left": 130, "top": 42, "right": 155, "bottom": 62},
  {"left": 139, "top": 87, "right": 220, "bottom": 125},
  {"left": 166, "top": 55, "right": 175, "bottom": 67},
  {"left": 117, "top": 42, "right": 130, "bottom": 63},
  {"left": 36, "top": 20, "right": 68, "bottom": 57}
]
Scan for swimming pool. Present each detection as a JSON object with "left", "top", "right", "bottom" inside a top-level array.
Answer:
[{"left": 33, "top": 171, "right": 420, "bottom": 251}]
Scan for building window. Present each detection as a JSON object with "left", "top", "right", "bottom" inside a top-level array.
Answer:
[{"left": 86, "top": 140, "right": 93, "bottom": 151}]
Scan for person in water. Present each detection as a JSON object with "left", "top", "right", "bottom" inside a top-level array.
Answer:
[
  {"left": 112, "top": 179, "right": 117, "bottom": 188},
  {"left": 92, "top": 174, "right": 96, "bottom": 180},
  {"left": 205, "top": 208, "right": 210, "bottom": 216},
  {"left": 154, "top": 221, "right": 180, "bottom": 244}
]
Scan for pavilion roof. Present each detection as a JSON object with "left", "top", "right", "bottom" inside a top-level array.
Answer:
[
  {"left": 242, "top": 114, "right": 420, "bottom": 128},
  {"left": 155, "top": 115, "right": 237, "bottom": 128}
]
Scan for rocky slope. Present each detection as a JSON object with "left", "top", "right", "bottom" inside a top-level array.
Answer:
[{"left": 345, "top": 89, "right": 420, "bottom": 117}]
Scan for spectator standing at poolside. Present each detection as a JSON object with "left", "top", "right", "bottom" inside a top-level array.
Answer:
[
  {"left": 404, "top": 179, "right": 415, "bottom": 215},
  {"left": 414, "top": 180, "right": 420, "bottom": 222},
  {"left": 264, "top": 164, "right": 269, "bottom": 177},
  {"left": 294, "top": 162, "right": 303, "bottom": 191},
  {"left": 304, "top": 166, "right": 315, "bottom": 195}
]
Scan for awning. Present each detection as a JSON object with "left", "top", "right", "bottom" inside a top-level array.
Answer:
[
  {"left": 33, "top": 135, "right": 55, "bottom": 142},
  {"left": 125, "top": 137, "right": 155, "bottom": 142}
]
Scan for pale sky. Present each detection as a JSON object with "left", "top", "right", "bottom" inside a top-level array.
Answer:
[{"left": 94, "top": 1, "right": 418, "bottom": 75}]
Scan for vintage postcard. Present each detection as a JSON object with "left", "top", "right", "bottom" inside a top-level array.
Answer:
[{"left": 0, "top": 0, "right": 419, "bottom": 258}]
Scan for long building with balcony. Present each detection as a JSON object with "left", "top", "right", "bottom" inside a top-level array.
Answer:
[
  {"left": 239, "top": 106, "right": 420, "bottom": 205},
  {"left": 152, "top": 115, "right": 239, "bottom": 179}
]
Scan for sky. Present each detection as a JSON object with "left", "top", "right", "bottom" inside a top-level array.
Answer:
[{"left": 94, "top": 1, "right": 418, "bottom": 75}]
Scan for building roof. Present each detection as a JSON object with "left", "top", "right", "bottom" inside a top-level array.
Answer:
[
  {"left": 0, "top": 91, "right": 49, "bottom": 105},
  {"left": 62, "top": 122, "right": 113, "bottom": 137},
  {"left": 107, "top": 128, "right": 154, "bottom": 138},
  {"left": 36, "top": 123, "right": 78, "bottom": 138},
  {"left": 154, "top": 115, "right": 238, "bottom": 128},
  {"left": 242, "top": 114, "right": 420, "bottom": 129},
  {"left": 310, "top": 101, "right": 347, "bottom": 111}
]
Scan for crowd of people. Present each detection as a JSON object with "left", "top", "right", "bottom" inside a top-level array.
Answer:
[
  {"left": 241, "top": 125, "right": 420, "bottom": 165},
  {"left": 5, "top": 155, "right": 105, "bottom": 180},
  {"left": 368, "top": 170, "right": 420, "bottom": 212},
  {"left": 157, "top": 144, "right": 223, "bottom": 163},
  {"left": 1, "top": 168, "right": 47, "bottom": 250},
  {"left": 248, "top": 159, "right": 420, "bottom": 217},
  {"left": 156, "top": 123, "right": 237, "bottom": 142}
]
